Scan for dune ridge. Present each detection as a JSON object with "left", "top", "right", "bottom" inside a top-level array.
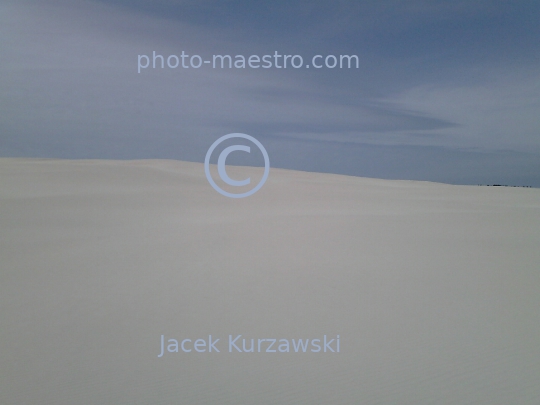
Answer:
[{"left": 1, "top": 158, "right": 539, "bottom": 405}]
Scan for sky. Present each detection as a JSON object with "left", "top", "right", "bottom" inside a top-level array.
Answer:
[{"left": 1, "top": 0, "right": 539, "bottom": 186}]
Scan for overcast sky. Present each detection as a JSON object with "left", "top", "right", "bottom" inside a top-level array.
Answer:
[{"left": 1, "top": 0, "right": 539, "bottom": 186}]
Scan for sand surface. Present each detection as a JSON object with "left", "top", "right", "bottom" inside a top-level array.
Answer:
[{"left": 1, "top": 158, "right": 540, "bottom": 404}]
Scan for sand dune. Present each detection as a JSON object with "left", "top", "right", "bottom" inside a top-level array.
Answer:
[{"left": 1, "top": 158, "right": 539, "bottom": 404}]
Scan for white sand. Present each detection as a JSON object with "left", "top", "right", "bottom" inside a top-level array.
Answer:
[{"left": 1, "top": 158, "right": 539, "bottom": 404}]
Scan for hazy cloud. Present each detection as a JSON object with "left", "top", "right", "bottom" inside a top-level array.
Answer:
[{"left": 1, "top": 0, "right": 539, "bottom": 186}]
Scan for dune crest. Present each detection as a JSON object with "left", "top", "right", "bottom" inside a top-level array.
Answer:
[{"left": 1, "top": 158, "right": 539, "bottom": 405}]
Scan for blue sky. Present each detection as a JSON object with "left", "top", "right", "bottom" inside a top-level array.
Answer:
[{"left": 1, "top": 0, "right": 539, "bottom": 185}]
